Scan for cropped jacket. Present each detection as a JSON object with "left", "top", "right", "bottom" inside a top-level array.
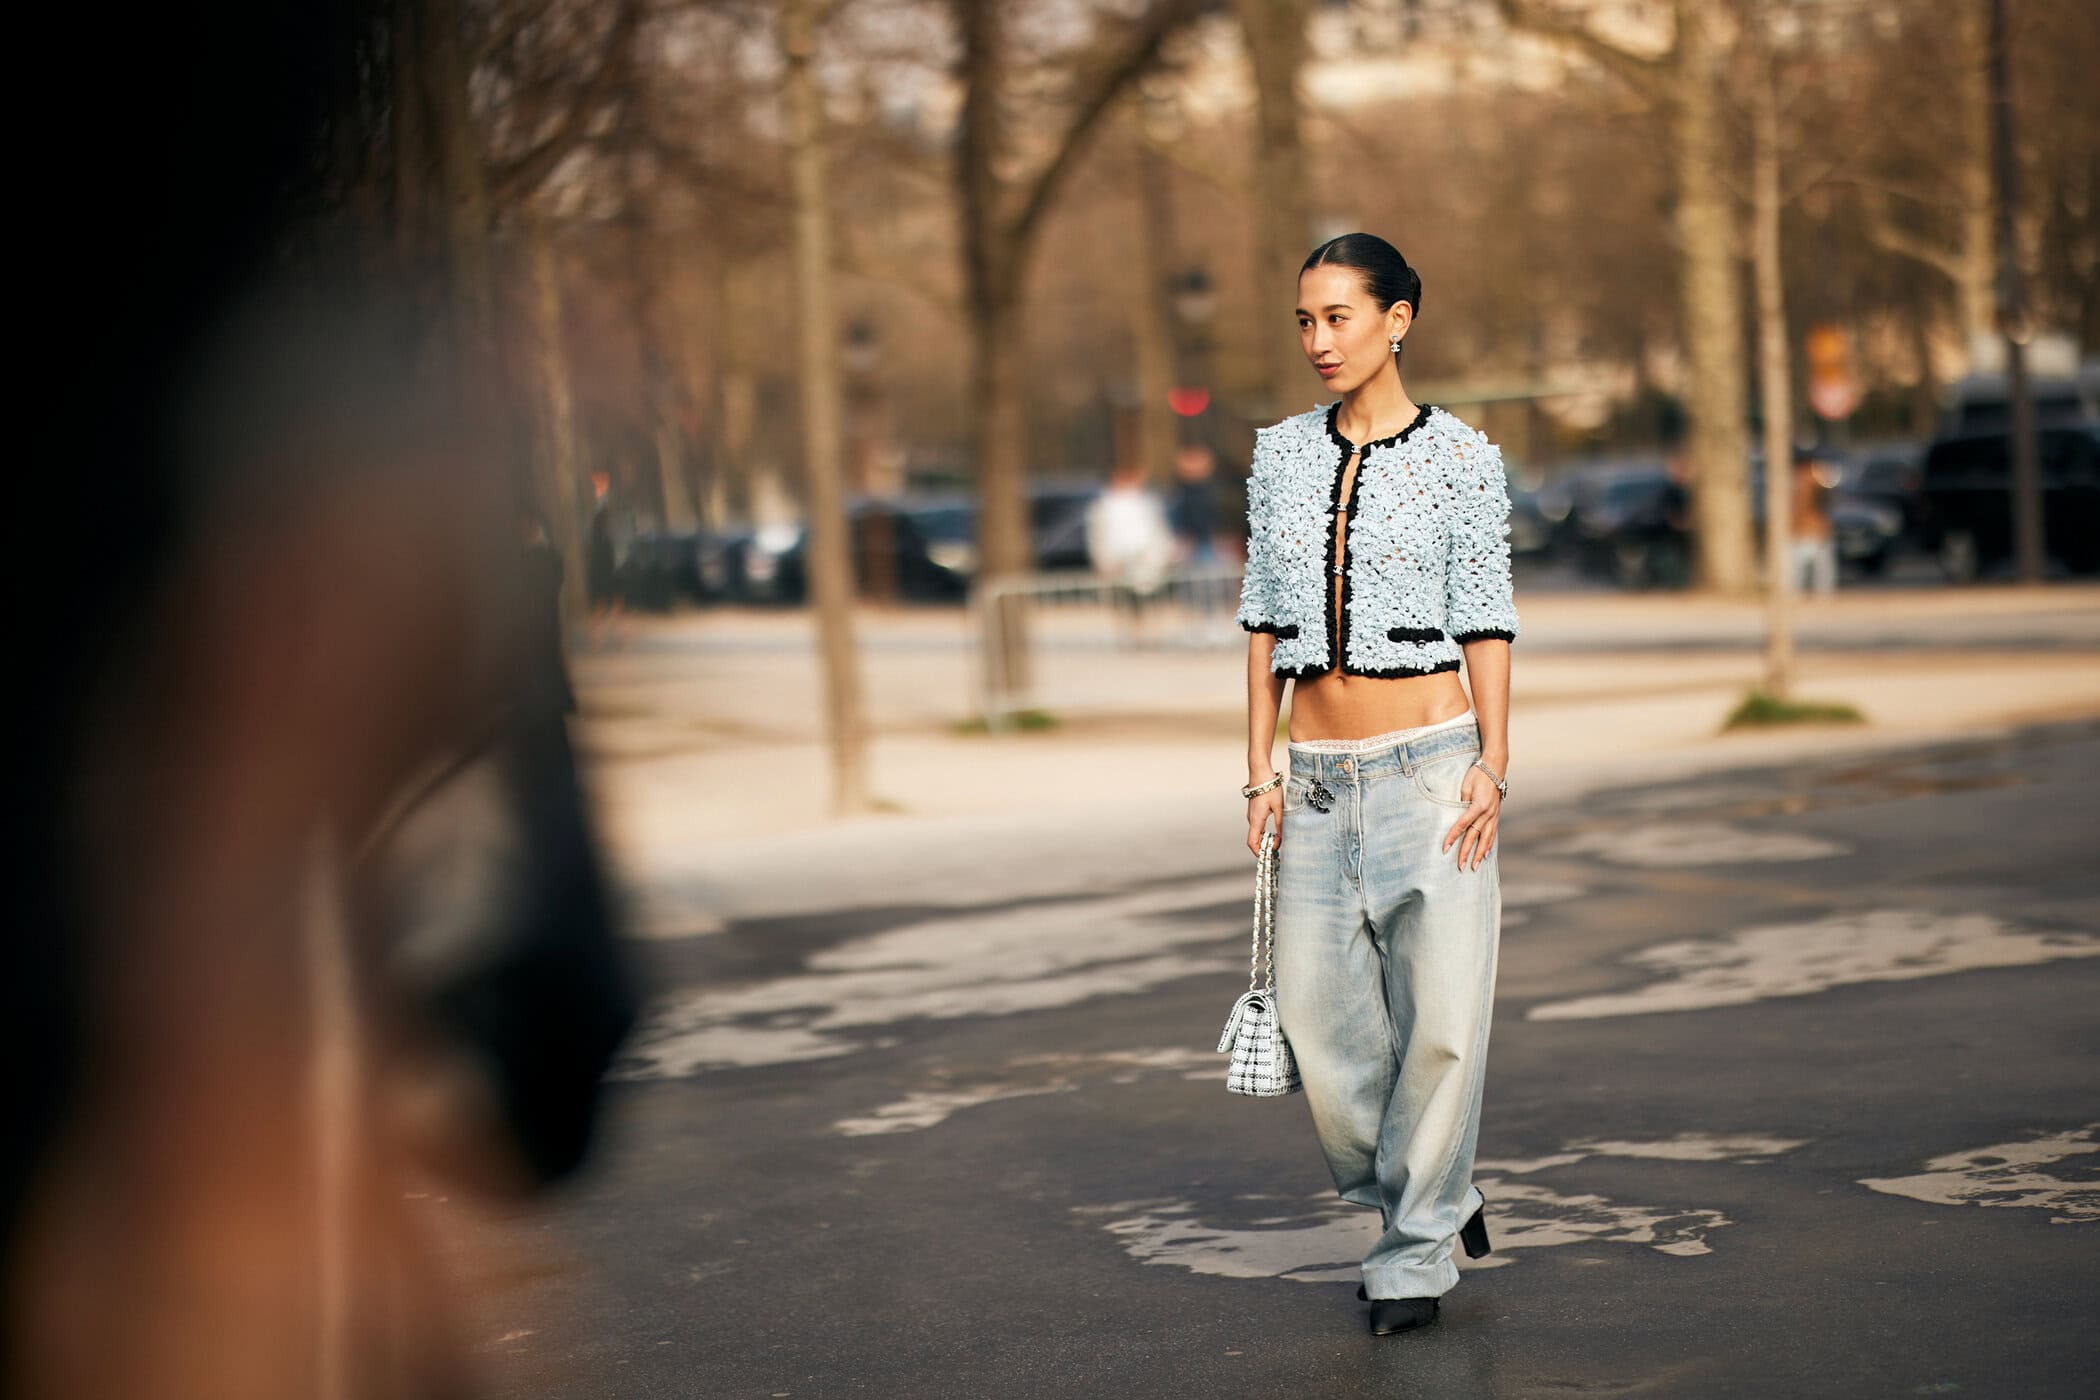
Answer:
[{"left": 1236, "top": 400, "right": 1519, "bottom": 680}]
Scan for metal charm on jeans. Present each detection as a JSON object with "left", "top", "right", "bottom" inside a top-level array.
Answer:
[
  {"left": 1305, "top": 779, "right": 1335, "bottom": 812},
  {"left": 1216, "top": 830, "right": 1303, "bottom": 1097}
]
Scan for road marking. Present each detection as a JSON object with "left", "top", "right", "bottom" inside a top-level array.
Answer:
[{"left": 1528, "top": 909, "right": 2100, "bottom": 1020}]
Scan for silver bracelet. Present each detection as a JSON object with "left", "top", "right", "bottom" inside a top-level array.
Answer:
[
  {"left": 1241, "top": 772, "right": 1285, "bottom": 799},
  {"left": 1471, "top": 756, "right": 1508, "bottom": 798}
]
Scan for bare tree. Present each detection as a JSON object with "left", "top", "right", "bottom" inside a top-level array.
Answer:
[
  {"left": 782, "top": 0, "right": 875, "bottom": 815},
  {"left": 1495, "top": 0, "right": 1757, "bottom": 595},
  {"left": 1235, "top": 0, "right": 1315, "bottom": 420},
  {"left": 1851, "top": 0, "right": 1997, "bottom": 358},
  {"left": 952, "top": 0, "right": 1213, "bottom": 694},
  {"left": 1746, "top": 3, "right": 1794, "bottom": 697},
  {"left": 527, "top": 218, "right": 589, "bottom": 625}
]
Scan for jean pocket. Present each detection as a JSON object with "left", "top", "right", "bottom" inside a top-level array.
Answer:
[
  {"left": 1282, "top": 775, "right": 1310, "bottom": 813},
  {"left": 1410, "top": 749, "right": 1481, "bottom": 809}
]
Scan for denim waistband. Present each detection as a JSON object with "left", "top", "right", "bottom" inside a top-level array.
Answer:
[{"left": 1285, "top": 717, "right": 1481, "bottom": 782}]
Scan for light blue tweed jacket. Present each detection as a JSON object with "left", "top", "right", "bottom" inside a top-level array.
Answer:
[{"left": 1236, "top": 401, "right": 1519, "bottom": 679}]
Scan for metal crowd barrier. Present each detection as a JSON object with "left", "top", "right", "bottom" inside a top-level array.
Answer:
[{"left": 967, "top": 563, "right": 1249, "bottom": 730}]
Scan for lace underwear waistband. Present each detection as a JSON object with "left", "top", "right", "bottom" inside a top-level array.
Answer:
[{"left": 1286, "top": 709, "right": 1477, "bottom": 754}]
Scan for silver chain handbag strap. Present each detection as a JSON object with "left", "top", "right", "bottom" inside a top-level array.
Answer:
[{"left": 1249, "top": 828, "right": 1277, "bottom": 992}]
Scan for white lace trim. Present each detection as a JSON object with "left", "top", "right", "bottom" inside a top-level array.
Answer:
[{"left": 1287, "top": 709, "right": 1476, "bottom": 753}]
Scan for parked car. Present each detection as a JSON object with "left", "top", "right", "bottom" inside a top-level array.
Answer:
[
  {"left": 757, "top": 495, "right": 972, "bottom": 605},
  {"left": 1940, "top": 371, "right": 2098, "bottom": 437},
  {"left": 1540, "top": 459, "right": 1690, "bottom": 588},
  {"left": 1030, "top": 479, "right": 1103, "bottom": 572},
  {"left": 1839, "top": 447, "right": 1927, "bottom": 546},
  {"left": 617, "top": 528, "right": 704, "bottom": 611},
  {"left": 1917, "top": 423, "right": 2100, "bottom": 579}
]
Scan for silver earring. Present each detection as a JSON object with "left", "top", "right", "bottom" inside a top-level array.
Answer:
[{"left": 1389, "top": 333, "right": 1403, "bottom": 353}]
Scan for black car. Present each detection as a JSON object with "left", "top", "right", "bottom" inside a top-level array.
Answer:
[
  {"left": 1918, "top": 423, "right": 2100, "bottom": 579},
  {"left": 1545, "top": 460, "right": 1691, "bottom": 589},
  {"left": 1841, "top": 448, "right": 1926, "bottom": 545}
]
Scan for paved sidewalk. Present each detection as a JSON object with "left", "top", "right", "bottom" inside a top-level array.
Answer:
[{"left": 568, "top": 585, "right": 2100, "bottom": 934}]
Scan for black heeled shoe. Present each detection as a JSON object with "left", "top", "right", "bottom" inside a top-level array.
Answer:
[
  {"left": 1356, "top": 1197, "right": 1493, "bottom": 1301},
  {"left": 1460, "top": 1194, "right": 1493, "bottom": 1259},
  {"left": 1368, "top": 1296, "right": 1439, "bottom": 1335}
]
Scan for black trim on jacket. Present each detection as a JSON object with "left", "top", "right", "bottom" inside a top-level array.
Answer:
[
  {"left": 1452, "top": 628, "right": 1516, "bottom": 644},
  {"left": 1313, "top": 400, "right": 1436, "bottom": 676}
]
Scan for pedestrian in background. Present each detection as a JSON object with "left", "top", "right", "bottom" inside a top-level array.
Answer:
[
  {"left": 1791, "top": 448, "right": 1838, "bottom": 597},
  {"left": 1168, "top": 441, "right": 1222, "bottom": 564},
  {"left": 586, "top": 479, "right": 629, "bottom": 650},
  {"left": 1086, "top": 459, "right": 1176, "bottom": 642}
]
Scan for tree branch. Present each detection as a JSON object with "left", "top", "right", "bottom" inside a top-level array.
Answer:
[
  {"left": 1009, "top": 0, "right": 1212, "bottom": 247},
  {"left": 1858, "top": 199, "right": 1965, "bottom": 284},
  {"left": 1493, "top": 0, "right": 1672, "bottom": 102},
  {"left": 489, "top": 1, "right": 641, "bottom": 210}
]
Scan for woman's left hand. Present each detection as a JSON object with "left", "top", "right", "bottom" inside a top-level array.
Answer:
[{"left": 1441, "top": 765, "right": 1502, "bottom": 872}]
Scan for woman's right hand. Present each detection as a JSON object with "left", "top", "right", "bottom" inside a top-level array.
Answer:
[{"left": 1248, "top": 784, "right": 1283, "bottom": 855}]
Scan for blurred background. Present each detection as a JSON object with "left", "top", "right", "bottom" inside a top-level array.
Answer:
[{"left": 9, "top": 2, "right": 2099, "bottom": 1397}]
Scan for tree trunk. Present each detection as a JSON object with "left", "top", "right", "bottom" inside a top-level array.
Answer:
[
  {"left": 422, "top": 0, "right": 494, "bottom": 350},
  {"left": 1236, "top": 0, "right": 1314, "bottom": 422},
  {"left": 1750, "top": 30, "right": 1794, "bottom": 698},
  {"left": 783, "top": 0, "right": 872, "bottom": 815},
  {"left": 1673, "top": 3, "right": 1755, "bottom": 595},
  {"left": 1955, "top": 0, "right": 1997, "bottom": 358},
  {"left": 527, "top": 220, "right": 588, "bottom": 629},
  {"left": 970, "top": 291, "right": 1035, "bottom": 697},
  {"left": 955, "top": 0, "right": 1032, "bottom": 697},
  {"left": 1986, "top": 0, "right": 2044, "bottom": 583}
]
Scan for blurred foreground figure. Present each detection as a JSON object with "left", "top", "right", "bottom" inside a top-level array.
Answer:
[{"left": 4, "top": 7, "right": 636, "bottom": 1398}]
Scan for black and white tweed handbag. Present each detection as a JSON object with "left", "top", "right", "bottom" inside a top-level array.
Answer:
[{"left": 1216, "top": 830, "right": 1302, "bottom": 1097}]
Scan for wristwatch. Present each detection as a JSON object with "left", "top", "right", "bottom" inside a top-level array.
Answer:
[{"left": 1241, "top": 772, "right": 1285, "bottom": 799}]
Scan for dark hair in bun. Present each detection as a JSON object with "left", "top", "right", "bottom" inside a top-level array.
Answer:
[{"left": 1301, "top": 232, "right": 1421, "bottom": 364}]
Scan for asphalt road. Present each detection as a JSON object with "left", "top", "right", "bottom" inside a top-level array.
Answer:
[{"left": 447, "top": 719, "right": 2100, "bottom": 1399}]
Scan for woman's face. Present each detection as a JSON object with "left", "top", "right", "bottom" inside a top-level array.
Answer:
[{"left": 1296, "top": 264, "right": 1410, "bottom": 395}]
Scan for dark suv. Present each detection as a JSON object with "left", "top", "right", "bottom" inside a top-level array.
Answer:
[{"left": 1918, "top": 424, "right": 2100, "bottom": 579}]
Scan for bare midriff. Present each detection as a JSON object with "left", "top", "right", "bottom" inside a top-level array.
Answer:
[{"left": 1288, "top": 441, "right": 1471, "bottom": 742}]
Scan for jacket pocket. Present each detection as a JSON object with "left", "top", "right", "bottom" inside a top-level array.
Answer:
[
  {"left": 1276, "top": 623, "right": 1300, "bottom": 639},
  {"left": 1386, "top": 626, "right": 1445, "bottom": 643}
]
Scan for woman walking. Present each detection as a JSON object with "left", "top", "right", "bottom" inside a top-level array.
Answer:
[{"left": 1235, "top": 234, "right": 1518, "bottom": 1337}]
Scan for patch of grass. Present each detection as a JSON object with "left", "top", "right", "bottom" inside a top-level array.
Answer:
[
  {"left": 952, "top": 708, "right": 1060, "bottom": 735},
  {"left": 1722, "top": 690, "right": 1866, "bottom": 732}
]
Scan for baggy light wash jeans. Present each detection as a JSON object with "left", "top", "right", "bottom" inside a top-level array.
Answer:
[{"left": 1274, "top": 714, "right": 1500, "bottom": 1300}]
